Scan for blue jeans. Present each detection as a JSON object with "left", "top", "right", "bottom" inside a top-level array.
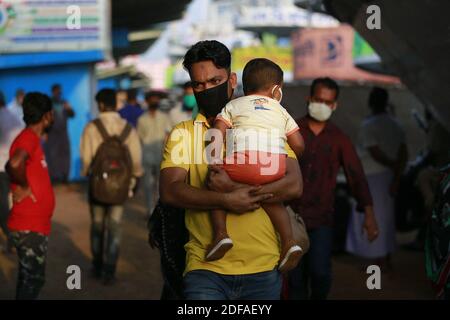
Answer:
[
  {"left": 90, "top": 203, "right": 124, "bottom": 275},
  {"left": 184, "top": 269, "right": 282, "bottom": 300},
  {"left": 143, "top": 164, "right": 159, "bottom": 215},
  {"left": 288, "top": 226, "right": 333, "bottom": 300}
]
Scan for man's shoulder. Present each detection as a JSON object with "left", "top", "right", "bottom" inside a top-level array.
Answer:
[
  {"left": 171, "top": 118, "right": 195, "bottom": 131},
  {"left": 11, "top": 128, "right": 37, "bottom": 150},
  {"left": 12, "top": 128, "right": 29, "bottom": 142},
  {"left": 327, "top": 121, "right": 353, "bottom": 143}
]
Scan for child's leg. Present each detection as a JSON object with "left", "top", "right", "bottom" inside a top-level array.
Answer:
[
  {"left": 210, "top": 209, "right": 229, "bottom": 240},
  {"left": 261, "top": 202, "right": 302, "bottom": 273},
  {"left": 206, "top": 209, "right": 233, "bottom": 261},
  {"left": 261, "top": 202, "right": 294, "bottom": 246}
]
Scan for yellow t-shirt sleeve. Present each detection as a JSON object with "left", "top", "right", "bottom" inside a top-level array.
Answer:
[
  {"left": 285, "top": 142, "right": 297, "bottom": 159},
  {"left": 160, "top": 122, "right": 191, "bottom": 171}
]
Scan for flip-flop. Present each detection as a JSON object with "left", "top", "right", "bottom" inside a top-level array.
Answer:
[
  {"left": 205, "top": 238, "right": 233, "bottom": 261},
  {"left": 278, "top": 245, "right": 303, "bottom": 273}
]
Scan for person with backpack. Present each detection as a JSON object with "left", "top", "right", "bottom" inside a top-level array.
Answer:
[{"left": 80, "top": 88, "right": 143, "bottom": 285}]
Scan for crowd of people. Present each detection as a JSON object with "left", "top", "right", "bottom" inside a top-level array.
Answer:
[{"left": 0, "top": 40, "right": 448, "bottom": 300}]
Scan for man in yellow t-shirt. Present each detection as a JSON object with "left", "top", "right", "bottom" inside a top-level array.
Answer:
[{"left": 159, "top": 40, "right": 303, "bottom": 300}]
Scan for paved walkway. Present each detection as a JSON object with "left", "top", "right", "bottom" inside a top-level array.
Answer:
[{"left": 0, "top": 184, "right": 434, "bottom": 299}]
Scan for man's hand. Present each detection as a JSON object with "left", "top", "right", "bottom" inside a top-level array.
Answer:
[
  {"left": 222, "top": 186, "right": 273, "bottom": 214},
  {"left": 389, "top": 178, "right": 400, "bottom": 197},
  {"left": 12, "top": 186, "right": 36, "bottom": 204},
  {"left": 207, "top": 165, "right": 243, "bottom": 193},
  {"left": 363, "top": 206, "right": 379, "bottom": 242}
]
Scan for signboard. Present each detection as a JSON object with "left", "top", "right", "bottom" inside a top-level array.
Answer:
[
  {"left": 0, "top": 0, "right": 110, "bottom": 54},
  {"left": 232, "top": 45, "right": 293, "bottom": 82},
  {"left": 292, "top": 24, "right": 399, "bottom": 84}
]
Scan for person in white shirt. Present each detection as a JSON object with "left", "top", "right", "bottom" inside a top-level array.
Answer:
[
  {"left": 137, "top": 91, "right": 172, "bottom": 216},
  {"left": 7, "top": 89, "right": 25, "bottom": 124},
  {"left": 0, "top": 91, "right": 24, "bottom": 253},
  {"left": 346, "top": 87, "right": 408, "bottom": 270}
]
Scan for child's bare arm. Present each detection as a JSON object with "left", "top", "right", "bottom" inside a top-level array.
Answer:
[
  {"left": 287, "top": 131, "right": 305, "bottom": 158},
  {"left": 212, "top": 119, "right": 229, "bottom": 161}
]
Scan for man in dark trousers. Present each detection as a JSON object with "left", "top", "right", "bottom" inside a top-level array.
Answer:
[{"left": 288, "top": 77, "right": 379, "bottom": 300}]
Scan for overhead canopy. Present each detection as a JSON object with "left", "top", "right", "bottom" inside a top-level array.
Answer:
[
  {"left": 320, "top": 0, "right": 450, "bottom": 129},
  {"left": 111, "top": 0, "right": 191, "bottom": 58},
  {"left": 112, "top": 0, "right": 191, "bottom": 30}
]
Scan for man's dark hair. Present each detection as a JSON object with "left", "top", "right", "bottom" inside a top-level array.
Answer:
[
  {"left": 310, "top": 77, "right": 339, "bottom": 100},
  {"left": 127, "top": 88, "right": 138, "bottom": 101},
  {"left": 183, "top": 81, "right": 193, "bottom": 90},
  {"left": 145, "top": 90, "right": 166, "bottom": 101},
  {"left": 242, "top": 58, "right": 283, "bottom": 94},
  {"left": 51, "top": 83, "right": 61, "bottom": 92},
  {"left": 23, "top": 92, "right": 52, "bottom": 125},
  {"left": 95, "top": 89, "right": 116, "bottom": 111},
  {"left": 369, "top": 87, "right": 388, "bottom": 112},
  {"left": 182, "top": 40, "right": 231, "bottom": 73}
]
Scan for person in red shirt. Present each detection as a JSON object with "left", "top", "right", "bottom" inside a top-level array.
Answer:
[{"left": 5, "top": 92, "right": 55, "bottom": 300}]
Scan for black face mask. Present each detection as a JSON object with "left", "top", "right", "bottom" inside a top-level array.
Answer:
[{"left": 194, "top": 79, "right": 232, "bottom": 118}]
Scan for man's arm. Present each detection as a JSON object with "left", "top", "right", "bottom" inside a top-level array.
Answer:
[
  {"left": 341, "top": 136, "right": 379, "bottom": 242},
  {"left": 368, "top": 145, "right": 396, "bottom": 169},
  {"left": 390, "top": 143, "right": 408, "bottom": 195},
  {"left": 207, "top": 157, "right": 303, "bottom": 203},
  {"left": 5, "top": 149, "right": 36, "bottom": 203},
  {"left": 160, "top": 167, "right": 273, "bottom": 213},
  {"left": 5, "top": 149, "right": 28, "bottom": 186},
  {"left": 63, "top": 101, "right": 75, "bottom": 118},
  {"left": 79, "top": 125, "right": 94, "bottom": 177}
]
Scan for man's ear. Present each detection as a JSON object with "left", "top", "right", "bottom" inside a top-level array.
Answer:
[
  {"left": 230, "top": 72, "right": 237, "bottom": 90},
  {"left": 331, "top": 102, "right": 338, "bottom": 110}
]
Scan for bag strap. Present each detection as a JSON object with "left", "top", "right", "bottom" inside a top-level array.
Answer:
[
  {"left": 119, "top": 123, "right": 132, "bottom": 143},
  {"left": 93, "top": 119, "right": 110, "bottom": 141}
]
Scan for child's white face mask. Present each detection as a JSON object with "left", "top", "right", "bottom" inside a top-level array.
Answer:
[{"left": 271, "top": 85, "right": 283, "bottom": 103}]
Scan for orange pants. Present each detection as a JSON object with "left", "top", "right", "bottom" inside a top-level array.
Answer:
[{"left": 221, "top": 151, "right": 287, "bottom": 185}]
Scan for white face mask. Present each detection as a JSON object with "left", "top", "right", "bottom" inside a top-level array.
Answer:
[
  {"left": 308, "top": 102, "right": 333, "bottom": 122},
  {"left": 271, "top": 85, "right": 283, "bottom": 103}
]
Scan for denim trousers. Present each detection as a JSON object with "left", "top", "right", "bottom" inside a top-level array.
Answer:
[
  {"left": 288, "top": 225, "right": 333, "bottom": 300},
  {"left": 183, "top": 269, "right": 282, "bottom": 300},
  {"left": 89, "top": 202, "right": 124, "bottom": 275}
]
